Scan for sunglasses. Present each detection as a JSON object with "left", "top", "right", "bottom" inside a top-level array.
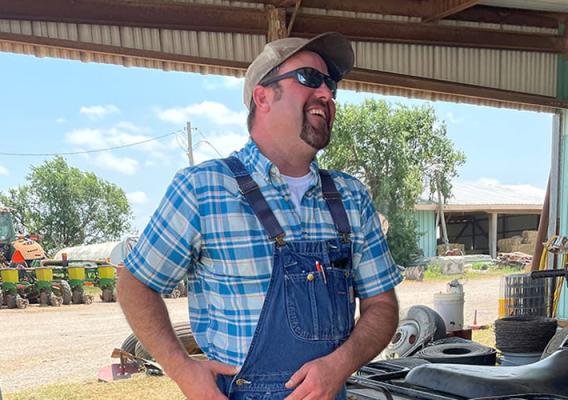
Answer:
[{"left": 260, "top": 67, "right": 337, "bottom": 98}]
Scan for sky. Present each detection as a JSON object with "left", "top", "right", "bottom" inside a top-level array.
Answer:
[{"left": 0, "top": 52, "right": 554, "bottom": 234}]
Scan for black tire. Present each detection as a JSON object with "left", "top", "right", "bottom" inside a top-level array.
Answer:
[
  {"left": 6, "top": 294, "right": 16, "bottom": 308},
  {"left": 60, "top": 280, "right": 72, "bottom": 305},
  {"left": 134, "top": 340, "right": 152, "bottom": 360},
  {"left": 102, "top": 288, "right": 114, "bottom": 302},
  {"left": 120, "top": 333, "right": 139, "bottom": 355},
  {"left": 135, "top": 321, "right": 203, "bottom": 360},
  {"left": 72, "top": 289, "right": 82, "bottom": 305},
  {"left": 495, "top": 316, "right": 557, "bottom": 353},
  {"left": 414, "top": 342, "right": 496, "bottom": 365},
  {"left": 39, "top": 291, "right": 49, "bottom": 306}
]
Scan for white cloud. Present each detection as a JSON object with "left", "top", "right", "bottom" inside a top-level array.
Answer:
[
  {"left": 80, "top": 104, "right": 120, "bottom": 120},
  {"left": 56, "top": 117, "right": 66, "bottom": 123},
  {"left": 204, "top": 76, "right": 244, "bottom": 90},
  {"left": 445, "top": 112, "right": 463, "bottom": 125},
  {"left": 95, "top": 152, "right": 138, "bottom": 175},
  {"left": 0, "top": 165, "right": 9, "bottom": 176},
  {"left": 156, "top": 101, "right": 246, "bottom": 128},
  {"left": 127, "top": 191, "right": 148, "bottom": 205}
]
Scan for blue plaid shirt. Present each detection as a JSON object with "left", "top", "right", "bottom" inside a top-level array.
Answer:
[{"left": 125, "top": 139, "right": 402, "bottom": 366}]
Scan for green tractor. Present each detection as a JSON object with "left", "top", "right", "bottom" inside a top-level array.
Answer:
[{"left": 0, "top": 207, "right": 71, "bottom": 308}]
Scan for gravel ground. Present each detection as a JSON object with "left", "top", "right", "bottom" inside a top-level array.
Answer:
[{"left": 0, "top": 276, "right": 500, "bottom": 393}]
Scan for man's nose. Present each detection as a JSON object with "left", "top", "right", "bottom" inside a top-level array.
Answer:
[{"left": 314, "top": 81, "right": 333, "bottom": 101}]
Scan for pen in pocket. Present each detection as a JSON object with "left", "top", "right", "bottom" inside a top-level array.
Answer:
[{"left": 315, "top": 261, "right": 327, "bottom": 285}]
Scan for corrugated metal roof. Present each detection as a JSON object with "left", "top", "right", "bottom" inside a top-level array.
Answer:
[
  {"left": 0, "top": 1, "right": 561, "bottom": 112},
  {"left": 420, "top": 180, "right": 545, "bottom": 206},
  {"left": 0, "top": 19, "right": 557, "bottom": 112}
]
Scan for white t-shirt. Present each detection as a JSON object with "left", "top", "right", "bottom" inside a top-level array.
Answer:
[{"left": 281, "top": 172, "right": 315, "bottom": 211}]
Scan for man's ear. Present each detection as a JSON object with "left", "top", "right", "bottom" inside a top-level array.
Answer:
[{"left": 252, "top": 86, "right": 271, "bottom": 113}]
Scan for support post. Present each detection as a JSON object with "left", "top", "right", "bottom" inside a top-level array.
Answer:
[{"left": 489, "top": 212, "right": 498, "bottom": 259}]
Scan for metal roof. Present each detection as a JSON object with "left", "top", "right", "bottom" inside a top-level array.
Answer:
[
  {"left": 0, "top": 0, "right": 566, "bottom": 112},
  {"left": 416, "top": 180, "right": 545, "bottom": 213}
]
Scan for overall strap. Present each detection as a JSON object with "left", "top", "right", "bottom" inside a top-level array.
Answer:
[
  {"left": 223, "top": 156, "right": 286, "bottom": 246},
  {"left": 319, "top": 169, "right": 351, "bottom": 242}
]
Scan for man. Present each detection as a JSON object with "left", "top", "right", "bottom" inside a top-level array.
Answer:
[{"left": 118, "top": 32, "right": 402, "bottom": 400}]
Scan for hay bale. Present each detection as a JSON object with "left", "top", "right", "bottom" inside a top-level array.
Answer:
[
  {"left": 522, "top": 230, "right": 538, "bottom": 244},
  {"left": 511, "top": 243, "right": 535, "bottom": 256},
  {"left": 498, "top": 236, "right": 522, "bottom": 253}
]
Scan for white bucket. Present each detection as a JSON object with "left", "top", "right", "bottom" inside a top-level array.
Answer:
[{"left": 433, "top": 292, "right": 464, "bottom": 332}]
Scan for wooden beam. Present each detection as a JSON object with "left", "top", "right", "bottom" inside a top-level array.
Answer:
[
  {"left": 348, "top": 68, "right": 568, "bottom": 110},
  {"left": 0, "top": 0, "right": 268, "bottom": 35},
  {"left": 0, "top": 32, "right": 251, "bottom": 70},
  {"left": 266, "top": 6, "right": 287, "bottom": 41},
  {"left": 424, "top": 0, "right": 481, "bottom": 23},
  {"left": 291, "top": 14, "right": 564, "bottom": 53},
  {"left": 0, "top": 1, "right": 563, "bottom": 53},
  {"left": 243, "top": 0, "right": 566, "bottom": 28}
]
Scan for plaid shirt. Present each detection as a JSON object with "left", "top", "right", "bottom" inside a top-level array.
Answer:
[{"left": 125, "top": 139, "right": 402, "bottom": 366}]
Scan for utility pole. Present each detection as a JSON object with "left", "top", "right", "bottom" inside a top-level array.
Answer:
[{"left": 186, "top": 121, "right": 194, "bottom": 166}]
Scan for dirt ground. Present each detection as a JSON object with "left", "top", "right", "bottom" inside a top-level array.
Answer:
[{"left": 0, "top": 276, "right": 500, "bottom": 394}]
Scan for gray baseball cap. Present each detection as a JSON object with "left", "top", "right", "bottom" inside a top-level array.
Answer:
[{"left": 243, "top": 32, "right": 354, "bottom": 109}]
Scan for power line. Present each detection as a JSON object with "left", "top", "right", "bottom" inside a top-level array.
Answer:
[{"left": 0, "top": 131, "right": 180, "bottom": 157}]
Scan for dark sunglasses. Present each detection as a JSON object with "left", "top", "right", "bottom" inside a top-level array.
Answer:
[{"left": 260, "top": 67, "right": 337, "bottom": 98}]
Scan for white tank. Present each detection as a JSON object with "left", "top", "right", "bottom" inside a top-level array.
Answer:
[{"left": 53, "top": 237, "right": 138, "bottom": 265}]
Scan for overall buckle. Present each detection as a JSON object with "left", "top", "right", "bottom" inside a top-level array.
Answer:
[{"left": 273, "top": 233, "right": 286, "bottom": 247}]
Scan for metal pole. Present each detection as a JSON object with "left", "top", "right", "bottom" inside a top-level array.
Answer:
[
  {"left": 436, "top": 174, "right": 449, "bottom": 252},
  {"left": 187, "top": 121, "right": 194, "bottom": 166}
]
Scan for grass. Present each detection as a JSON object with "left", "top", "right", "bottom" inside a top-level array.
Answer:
[
  {"left": 423, "top": 263, "right": 522, "bottom": 281},
  {"left": 471, "top": 324, "right": 496, "bottom": 348},
  {"left": 4, "top": 375, "right": 184, "bottom": 400}
]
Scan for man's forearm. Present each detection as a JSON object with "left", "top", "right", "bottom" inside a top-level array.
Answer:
[
  {"left": 117, "top": 269, "right": 189, "bottom": 376},
  {"left": 330, "top": 289, "right": 399, "bottom": 376}
]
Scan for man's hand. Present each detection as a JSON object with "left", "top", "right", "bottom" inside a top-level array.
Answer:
[
  {"left": 284, "top": 355, "right": 349, "bottom": 400},
  {"left": 169, "top": 358, "right": 238, "bottom": 400}
]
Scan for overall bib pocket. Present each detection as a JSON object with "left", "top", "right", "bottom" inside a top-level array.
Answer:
[{"left": 284, "top": 256, "right": 354, "bottom": 341}]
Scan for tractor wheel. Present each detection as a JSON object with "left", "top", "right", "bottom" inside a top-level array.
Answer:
[
  {"left": 121, "top": 333, "right": 139, "bottom": 356},
  {"left": 134, "top": 321, "right": 203, "bottom": 361},
  {"left": 6, "top": 294, "right": 16, "bottom": 308},
  {"left": 49, "top": 293, "right": 62, "bottom": 307},
  {"left": 60, "top": 281, "right": 72, "bottom": 305},
  {"left": 102, "top": 288, "right": 114, "bottom": 303},
  {"left": 72, "top": 289, "right": 83, "bottom": 305},
  {"left": 16, "top": 295, "right": 28, "bottom": 309},
  {"left": 39, "top": 291, "right": 49, "bottom": 306}
]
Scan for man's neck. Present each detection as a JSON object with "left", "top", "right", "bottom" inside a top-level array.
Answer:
[{"left": 252, "top": 133, "right": 315, "bottom": 177}]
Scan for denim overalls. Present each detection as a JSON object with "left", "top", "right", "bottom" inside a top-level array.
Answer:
[{"left": 216, "top": 157, "right": 356, "bottom": 400}]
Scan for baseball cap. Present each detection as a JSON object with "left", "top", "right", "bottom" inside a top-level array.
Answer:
[{"left": 243, "top": 32, "right": 354, "bottom": 109}]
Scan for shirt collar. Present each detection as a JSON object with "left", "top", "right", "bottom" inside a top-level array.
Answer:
[{"left": 236, "top": 138, "right": 321, "bottom": 186}]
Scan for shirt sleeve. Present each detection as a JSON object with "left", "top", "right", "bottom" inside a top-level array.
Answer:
[
  {"left": 351, "top": 183, "right": 403, "bottom": 299},
  {"left": 124, "top": 170, "right": 201, "bottom": 294}
]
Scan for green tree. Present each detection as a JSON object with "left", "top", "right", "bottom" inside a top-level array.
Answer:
[
  {"left": 320, "top": 99, "right": 465, "bottom": 266},
  {"left": 0, "top": 156, "right": 132, "bottom": 254}
]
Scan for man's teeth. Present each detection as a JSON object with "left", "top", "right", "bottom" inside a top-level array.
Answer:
[{"left": 308, "top": 109, "right": 326, "bottom": 119}]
